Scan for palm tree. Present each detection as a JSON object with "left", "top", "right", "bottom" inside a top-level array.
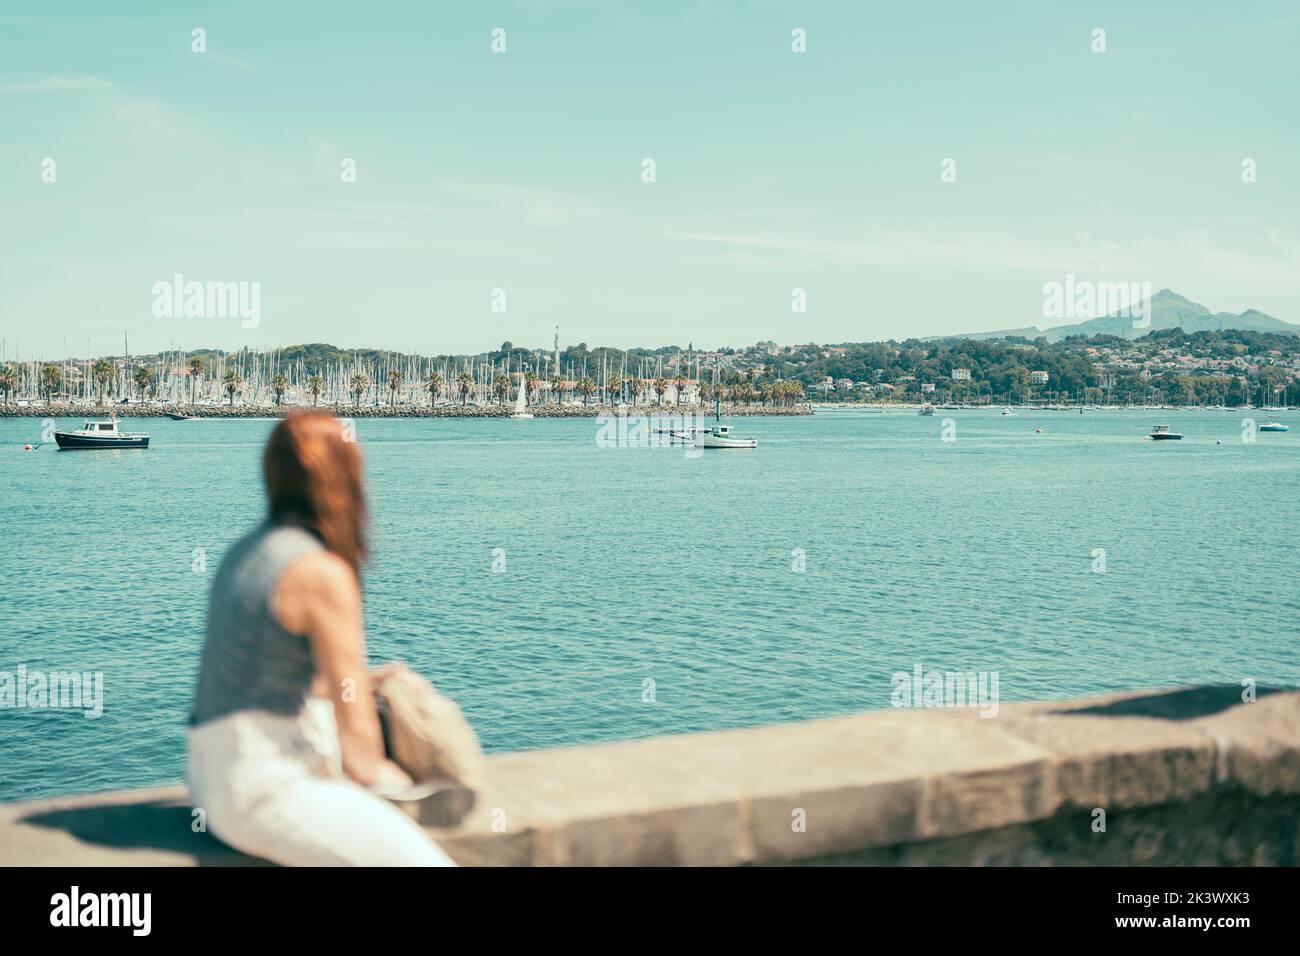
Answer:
[
  {"left": 424, "top": 371, "right": 443, "bottom": 406},
  {"left": 699, "top": 381, "right": 713, "bottom": 405},
  {"left": 0, "top": 364, "right": 16, "bottom": 406},
  {"left": 305, "top": 374, "right": 324, "bottom": 406},
  {"left": 549, "top": 374, "right": 564, "bottom": 405},
  {"left": 132, "top": 366, "right": 154, "bottom": 403},
  {"left": 188, "top": 358, "right": 205, "bottom": 404},
  {"left": 672, "top": 373, "right": 687, "bottom": 406},
  {"left": 456, "top": 371, "right": 473, "bottom": 406},
  {"left": 92, "top": 359, "right": 112, "bottom": 405},
  {"left": 222, "top": 370, "right": 242, "bottom": 406},
  {"left": 350, "top": 374, "right": 368, "bottom": 407},
  {"left": 524, "top": 370, "right": 539, "bottom": 407},
  {"left": 273, "top": 373, "right": 288, "bottom": 406},
  {"left": 607, "top": 373, "right": 622, "bottom": 405},
  {"left": 493, "top": 374, "right": 511, "bottom": 405},
  {"left": 578, "top": 376, "right": 596, "bottom": 404},
  {"left": 653, "top": 377, "right": 668, "bottom": 405},
  {"left": 387, "top": 369, "right": 403, "bottom": 406},
  {"left": 40, "top": 365, "right": 62, "bottom": 405}
]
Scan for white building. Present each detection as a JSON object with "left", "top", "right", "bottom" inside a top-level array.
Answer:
[
  {"left": 1030, "top": 370, "right": 1049, "bottom": 385},
  {"left": 952, "top": 367, "right": 971, "bottom": 382}
]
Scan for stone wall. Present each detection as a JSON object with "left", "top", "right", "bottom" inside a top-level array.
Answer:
[{"left": 1, "top": 686, "right": 1295, "bottom": 866}]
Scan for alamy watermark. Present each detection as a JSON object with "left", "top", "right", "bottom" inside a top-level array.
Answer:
[
  {"left": 1, "top": 664, "right": 104, "bottom": 718},
  {"left": 151, "top": 273, "right": 261, "bottom": 328},
  {"left": 596, "top": 412, "right": 708, "bottom": 459},
  {"left": 1042, "top": 274, "right": 1152, "bottom": 329},
  {"left": 891, "top": 663, "right": 999, "bottom": 718}
]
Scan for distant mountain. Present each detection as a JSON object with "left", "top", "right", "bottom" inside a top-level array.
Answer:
[{"left": 933, "top": 289, "right": 1300, "bottom": 343}]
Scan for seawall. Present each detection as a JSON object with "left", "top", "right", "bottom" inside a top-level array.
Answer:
[{"left": 1, "top": 686, "right": 1295, "bottom": 866}]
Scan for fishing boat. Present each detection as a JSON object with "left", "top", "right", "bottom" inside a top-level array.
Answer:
[
  {"left": 1259, "top": 421, "right": 1289, "bottom": 432},
  {"left": 54, "top": 418, "right": 150, "bottom": 450},
  {"left": 700, "top": 422, "right": 757, "bottom": 449},
  {"left": 509, "top": 377, "right": 533, "bottom": 419},
  {"left": 673, "top": 397, "right": 757, "bottom": 448},
  {"left": 918, "top": 403, "right": 936, "bottom": 416},
  {"left": 1147, "top": 424, "right": 1182, "bottom": 441}
]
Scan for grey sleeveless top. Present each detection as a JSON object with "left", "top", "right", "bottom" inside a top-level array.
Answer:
[{"left": 191, "top": 521, "right": 324, "bottom": 726}]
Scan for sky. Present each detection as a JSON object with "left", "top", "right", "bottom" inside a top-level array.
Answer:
[{"left": 2, "top": 1, "right": 1299, "bottom": 359}]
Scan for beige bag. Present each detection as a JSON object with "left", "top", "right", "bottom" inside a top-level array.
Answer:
[{"left": 373, "top": 663, "right": 485, "bottom": 792}]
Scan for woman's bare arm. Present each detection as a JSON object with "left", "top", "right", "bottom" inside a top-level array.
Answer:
[{"left": 272, "top": 550, "right": 409, "bottom": 788}]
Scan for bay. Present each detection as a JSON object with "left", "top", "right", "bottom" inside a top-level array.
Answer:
[{"left": 1, "top": 408, "right": 1296, "bottom": 801}]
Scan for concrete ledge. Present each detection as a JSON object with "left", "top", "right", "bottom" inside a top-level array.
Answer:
[{"left": 2, "top": 685, "right": 1296, "bottom": 866}]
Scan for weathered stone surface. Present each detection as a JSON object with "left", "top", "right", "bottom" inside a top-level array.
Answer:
[
  {"left": 994, "top": 698, "right": 1218, "bottom": 811},
  {"left": 1193, "top": 691, "right": 1300, "bottom": 796},
  {"left": 807, "top": 789, "right": 1300, "bottom": 867},
  {"left": 2, "top": 687, "right": 1296, "bottom": 867},
  {"left": 0, "top": 786, "right": 256, "bottom": 866},
  {"left": 611, "top": 714, "right": 929, "bottom": 862},
  {"left": 419, "top": 780, "right": 542, "bottom": 867},
  {"left": 473, "top": 742, "right": 748, "bottom": 866}
]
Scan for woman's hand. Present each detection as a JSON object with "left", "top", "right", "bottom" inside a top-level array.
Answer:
[{"left": 342, "top": 749, "right": 413, "bottom": 790}]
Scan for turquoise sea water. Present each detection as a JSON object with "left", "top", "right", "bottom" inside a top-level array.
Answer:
[{"left": 2, "top": 409, "right": 1297, "bottom": 802}]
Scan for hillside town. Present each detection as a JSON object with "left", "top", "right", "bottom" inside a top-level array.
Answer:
[{"left": 2, "top": 327, "right": 1298, "bottom": 412}]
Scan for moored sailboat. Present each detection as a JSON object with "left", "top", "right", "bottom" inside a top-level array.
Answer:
[{"left": 509, "top": 376, "right": 533, "bottom": 419}]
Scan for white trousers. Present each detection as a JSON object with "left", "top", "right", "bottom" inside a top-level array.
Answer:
[{"left": 188, "top": 698, "right": 455, "bottom": 866}]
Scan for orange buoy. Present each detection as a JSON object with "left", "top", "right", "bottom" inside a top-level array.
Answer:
[{"left": 23, "top": 444, "right": 34, "bottom": 451}]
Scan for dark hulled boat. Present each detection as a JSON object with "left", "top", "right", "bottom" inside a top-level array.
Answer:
[{"left": 54, "top": 419, "right": 150, "bottom": 450}]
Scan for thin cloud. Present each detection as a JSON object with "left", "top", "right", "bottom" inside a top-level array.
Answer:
[
  {"left": 203, "top": 51, "right": 254, "bottom": 70},
  {"left": 0, "top": 74, "right": 115, "bottom": 94}
]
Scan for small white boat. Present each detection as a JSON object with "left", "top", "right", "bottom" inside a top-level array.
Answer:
[
  {"left": 509, "top": 377, "right": 533, "bottom": 420},
  {"left": 1001, "top": 407, "right": 1015, "bottom": 416},
  {"left": 1147, "top": 424, "right": 1182, "bottom": 441},
  {"left": 677, "top": 397, "right": 757, "bottom": 448},
  {"left": 699, "top": 423, "right": 757, "bottom": 449},
  {"left": 1259, "top": 421, "right": 1289, "bottom": 432}
]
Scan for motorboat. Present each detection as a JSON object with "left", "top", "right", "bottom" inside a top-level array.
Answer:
[
  {"left": 1259, "top": 421, "right": 1289, "bottom": 432},
  {"left": 1147, "top": 424, "right": 1182, "bottom": 441},
  {"left": 674, "top": 397, "right": 757, "bottom": 448},
  {"left": 166, "top": 412, "right": 194, "bottom": 421},
  {"left": 55, "top": 418, "right": 150, "bottom": 449},
  {"left": 699, "top": 423, "right": 757, "bottom": 449},
  {"left": 918, "top": 403, "right": 936, "bottom": 416}
]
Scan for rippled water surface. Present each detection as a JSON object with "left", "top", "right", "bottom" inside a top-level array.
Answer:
[{"left": 2, "top": 409, "right": 1297, "bottom": 801}]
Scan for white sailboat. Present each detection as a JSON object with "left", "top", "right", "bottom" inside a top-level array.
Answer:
[{"left": 510, "top": 376, "right": 533, "bottom": 419}]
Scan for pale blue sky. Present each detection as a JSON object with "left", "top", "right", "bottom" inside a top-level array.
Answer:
[{"left": 2, "top": 1, "right": 1298, "bottom": 359}]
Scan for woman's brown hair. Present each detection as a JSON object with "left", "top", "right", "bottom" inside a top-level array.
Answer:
[{"left": 263, "top": 411, "right": 368, "bottom": 574}]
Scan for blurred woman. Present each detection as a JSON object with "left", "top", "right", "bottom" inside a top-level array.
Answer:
[{"left": 188, "top": 410, "right": 453, "bottom": 866}]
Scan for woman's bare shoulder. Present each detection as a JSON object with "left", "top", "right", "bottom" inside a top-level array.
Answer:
[{"left": 273, "top": 550, "right": 359, "bottom": 632}]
